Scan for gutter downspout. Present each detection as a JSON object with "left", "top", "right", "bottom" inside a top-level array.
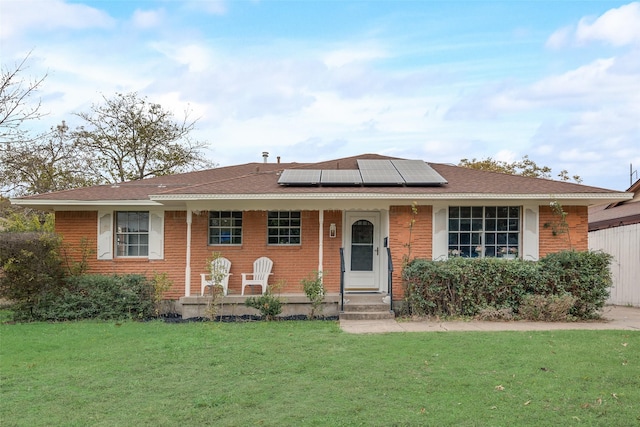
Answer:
[
  {"left": 185, "top": 209, "right": 192, "bottom": 296},
  {"left": 318, "top": 209, "right": 324, "bottom": 276}
]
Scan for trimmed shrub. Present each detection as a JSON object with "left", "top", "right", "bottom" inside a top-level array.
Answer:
[
  {"left": 402, "top": 251, "right": 613, "bottom": 320},
  {"left": 403, "top": 257, "right": 540, "bottom": 317},
  {"left": 538, "top": 250, "right": 613, "bottom": 319},
  {"left": 24, "top": 274, "right": 157, "bottom": 322}
]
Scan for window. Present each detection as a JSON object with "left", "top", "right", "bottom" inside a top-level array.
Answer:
[
  {"left": 267, "top": 211, "right": 301, "bottom": 245},
  {"left": 116, "top": 211, "right": 149, "bottom": 257},
  {"left": 209, "top": 211, "right": 242, "bottom": 245},
  {"left": 351, "top": 220, "right": 374, "bottom": 271},
  {"left": 448, "top": 206, "right": 520, "bottom": 258}
]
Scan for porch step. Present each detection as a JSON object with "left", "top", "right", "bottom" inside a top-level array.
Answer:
[{"left": 339, "top": 294, "right": 395, "bottom": 321}]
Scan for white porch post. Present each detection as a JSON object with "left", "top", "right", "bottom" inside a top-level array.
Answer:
[
  {"left": 185, "top": 209, "right": 192, "bottom": 296},
  {"left": 318, "top": 209, "right": 324, "bottom": 275}
]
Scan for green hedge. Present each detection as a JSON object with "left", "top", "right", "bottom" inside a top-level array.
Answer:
[
  {"left": 15, "top": 274, "right": 157, "bottom": 322},
  {"left": 0, "top": 232, "right": 66, "bottom": 317},
  {"left": 402, "top": 251, "right": 613, "bottom": 320}
]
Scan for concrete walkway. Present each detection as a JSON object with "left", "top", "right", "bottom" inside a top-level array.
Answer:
[{"left": 339, "top": 305, "right": 640, "bottom": 334}]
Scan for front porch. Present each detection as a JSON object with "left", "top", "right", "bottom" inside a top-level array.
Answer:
[
  {"left": 178, "top": 293, "right": 343, "bottom": 319},
  {"left": 176, "top": 292, "right": 395, "bottom": 320}
]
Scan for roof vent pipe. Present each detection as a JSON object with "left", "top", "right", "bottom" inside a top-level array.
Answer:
[{"left": 262, "top": 151, "right": 269, "bottom": 163}]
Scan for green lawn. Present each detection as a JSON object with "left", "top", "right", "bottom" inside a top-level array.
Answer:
[{"left": 1, "top": 320, "right": 638, "bottom": 426}]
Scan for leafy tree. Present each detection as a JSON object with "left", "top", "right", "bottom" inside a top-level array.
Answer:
[
  {"left": 73, "top": 92, "right": 213, "bottom": 183},
  {"left": 459, "top": 155, "right": 582, "bottom": 183},
  {"left": 0, "top": 51, "right": 46, "bottom": 145}
]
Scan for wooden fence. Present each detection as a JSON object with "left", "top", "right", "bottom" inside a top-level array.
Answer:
[{"left": 589, "top": 223, "right": 640, "bottom": 307}]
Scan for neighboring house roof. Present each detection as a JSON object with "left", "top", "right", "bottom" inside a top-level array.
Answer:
[
  {"left": 11, "top": 153, "right": 632, "bottom": 208},
  {"left": 589, "top": 179, "right": 640, "bottom": 231}
]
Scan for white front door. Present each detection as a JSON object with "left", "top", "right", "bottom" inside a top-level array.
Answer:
[{"left": 344, "top": 212, "right": 381, "bottom": 291}]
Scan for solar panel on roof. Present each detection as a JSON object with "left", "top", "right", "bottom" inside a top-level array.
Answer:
[
  {"left": 278, "top": 169, "right": 321, "bottom": 185},
  {"left": 320, "top": 170, "right": 363, "bottom": 185},
  {"left": 277, "top": 159, "right": 447, "bottom": 187},
  {"left": 357, "top": 160, "right": 404, "bottom": 184},
  {"left": 391, "top": 160, "right": 448, "bottom": 185},
  {"left": 359, "top": 168, "right": 404, "bottom": 185},
  {"left": 357, "top": 159, "right": 396, "bottom": 171}
]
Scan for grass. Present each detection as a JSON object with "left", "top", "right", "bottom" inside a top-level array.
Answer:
[{"left": 1, "top": 320, "right": 638, "bottom": 426}]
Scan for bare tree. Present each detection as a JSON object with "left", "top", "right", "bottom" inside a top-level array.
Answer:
[
  {"left": 73, "top": 92, "right": 213, "bottom": 182},
  {"left": 0, "top": 51, "right": 47, "bottom": 145},
  {"left": 0, "top": 121, "right": 98, "bottom": 196}
]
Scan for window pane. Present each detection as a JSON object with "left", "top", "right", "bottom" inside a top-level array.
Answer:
[
  {"left": 351, "top": 246, "right": 373, "bottom": 271},
  {"left": 115, "top": 211, "right": 149, "bottom": 258},
  {"left": 448, "top": 206, "right": 521, "bottom": 259},
  {"left": 267, "top": 211, "right": 301, "bottom": 245},
  {"left": 209, "top": 211, "right": 242, "bottom": 245}
]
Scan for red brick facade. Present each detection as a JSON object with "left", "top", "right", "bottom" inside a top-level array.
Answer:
[
  {"left": 56, "top": 204, "right": 588, "bottom": 301},
  {"left": 56, "top": 209, "right": 344, "bottom": 300},
  {"left": 538, "top": 205, "right": 588, "bottom": 257}
]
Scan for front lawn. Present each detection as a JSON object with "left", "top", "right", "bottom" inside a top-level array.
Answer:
[{"left": 1, "top": 320, "right": 638, "bottom": 426}]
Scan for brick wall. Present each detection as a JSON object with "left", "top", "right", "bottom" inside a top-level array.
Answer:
[
  {"left": 55, "top": 211, "right": 188, "bottom": 300},
  {"left": 538, "top": 205, "right": 588, "bottom": 256},
  {"left": 192, "top": 210, "right": 341, "bottom": 295},
  {"left": 56, "top": 209, "right": 343, "bottom": 299},
  {"left": 388, "top": 205, "right": 433, "bottom": 299}
]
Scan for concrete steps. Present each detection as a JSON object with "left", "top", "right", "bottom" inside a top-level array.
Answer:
[{"left": 339, "top": 293, "right": 395, "bottom": 320}]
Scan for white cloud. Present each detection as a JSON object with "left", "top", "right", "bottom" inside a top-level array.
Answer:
[
  {"left": 185, "top": 0, "right": 227, "bottom": 15},
  {"left": 576, "top": 2, "right": 640, "bottom": 46},
  {"left": 545, "top": 2, "right": 640, "bottom": 49},
  {"left": 546, "top": 25, "right": 572, "bottom": 49},
  {"left": 131, "top": 8, "right": 165, "bottom": 29},
  {"left": 323, "top": 46, "right": 388, "bottom": 68},
  {"left": 0, "top": 0, "right": 114, "bottom": 40}
]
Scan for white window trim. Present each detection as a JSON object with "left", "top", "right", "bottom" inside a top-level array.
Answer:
[
  {"left": 432, "top": 204, "right": 538, "bottom": 261},
  {"left": 97, "top": 210, "right": 164, "bottom": 260}
]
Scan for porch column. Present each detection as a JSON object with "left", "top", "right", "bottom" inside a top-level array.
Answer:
[
  {"left": 185, "top": 209, "right": 192, "bottom": 296},
  {"left": 318, "top": 209, "right": 324, "bottom": 274}
]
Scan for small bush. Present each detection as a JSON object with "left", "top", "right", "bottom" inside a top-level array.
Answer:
[
  {"left": 245, "top": 289, "right": 283, "bottom": 320},
  {"left": 519, "top": 294, "right": 577, "bottom": 321},
  {"left": 476, "top": 307, "right": 514, "bottom": 321},
  {"left": 301, "top": 271, "right": 325, "bottom": 318}
]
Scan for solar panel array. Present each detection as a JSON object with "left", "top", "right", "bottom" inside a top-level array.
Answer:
[{"left": 277, "top": 159, "right": 448, "bottom": 186}]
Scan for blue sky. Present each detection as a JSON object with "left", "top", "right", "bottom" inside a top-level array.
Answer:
[{"left": 2, "top": 0, "right": 639, "bottom": 190}]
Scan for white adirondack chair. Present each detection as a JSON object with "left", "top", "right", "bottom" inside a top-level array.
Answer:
[
  {"left": 241, "top": 257, "right": 273, "bottom": 295},
  {"left": 201, "top": 257, "right": 232, "bottom": 296}
]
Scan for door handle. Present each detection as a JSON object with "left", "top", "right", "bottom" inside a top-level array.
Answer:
[{"left": 375, "top": 247, "right": 379, "bottom": 255}]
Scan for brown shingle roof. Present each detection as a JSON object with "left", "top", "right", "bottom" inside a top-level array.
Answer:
[
  {"left": 589, "top": 179, "right": 640, "bottom": 230},
  {"left": 13, "top": 153, "right": 629, "bottom": 204}
]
